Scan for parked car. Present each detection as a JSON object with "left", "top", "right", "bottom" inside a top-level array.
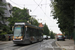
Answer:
[
  {"left": 48, "top": 36, "right": 50, "bottom": 39},
  {"left": 57, "top": 35, "right": 65, "bottom": 41},
  {"left": 43, "top": 35, "right": 48, "bottom": 40}
]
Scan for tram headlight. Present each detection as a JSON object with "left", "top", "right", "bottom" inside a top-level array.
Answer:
[
  {"left": 13, "top": 39, "right": 15, "bottom": 40},
  {"left": 20, "top": 38, "right": 23, "bottom": 40}
]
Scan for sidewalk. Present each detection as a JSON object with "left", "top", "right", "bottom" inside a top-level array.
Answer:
[
  {"left": 0, "top": 41, "right": 12, "bottom": 45},
  {"left": 56, "top": 39, "right": 75, "bottom": 50}
]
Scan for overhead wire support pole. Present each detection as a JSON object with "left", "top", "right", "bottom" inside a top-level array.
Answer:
[{"left": 74, "top": 4, "right": 75, "bottom": 44}]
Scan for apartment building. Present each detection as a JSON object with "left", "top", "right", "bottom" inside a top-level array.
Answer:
[{"left": 0, "top": 0, "right": 13, "bottom": 25}]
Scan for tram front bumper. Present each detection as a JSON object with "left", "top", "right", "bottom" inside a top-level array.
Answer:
[
  {"left": 13, "top": 39, "right": 30, "bottom": 44},
  {"left": 13, "top": 40, "right": 24, "bottom": 44}
]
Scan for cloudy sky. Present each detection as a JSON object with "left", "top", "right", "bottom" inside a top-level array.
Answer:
[{"left": 6, "top": 0, "right": 61, "bottom": 34}]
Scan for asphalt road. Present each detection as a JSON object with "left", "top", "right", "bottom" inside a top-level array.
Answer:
[{"left": 0, "top": 39, "right": 62, "bottom": 50}]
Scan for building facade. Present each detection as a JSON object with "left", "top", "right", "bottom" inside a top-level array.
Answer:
[
  {"left": 39, "top": 23, "right": 44, "bottom": 27},
  {"left": 0, "top": 0, "right": 13, "bottom": 25}
]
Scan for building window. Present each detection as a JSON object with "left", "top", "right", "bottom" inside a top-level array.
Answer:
[
  {"left": 8, "top": 3, "right": 10, "bottom": 7},
  {"left": 9, "top": 10, "right": 11, "bottom": 13}
]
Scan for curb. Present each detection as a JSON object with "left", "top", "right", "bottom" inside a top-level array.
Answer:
[
  {"left": 74, "top": 45, "right": 75, "bottom": 49},
  {"left": 55, "top": 41, "right": 66, "bottom": 50}
]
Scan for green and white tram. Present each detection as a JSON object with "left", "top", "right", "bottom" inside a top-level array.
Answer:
[{"left": 13, "top": 22, "right": 43, "bottom": 44}]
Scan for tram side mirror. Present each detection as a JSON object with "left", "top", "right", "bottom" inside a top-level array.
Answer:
[
  {"left": 26, "top": 27, "right": 27, "bottom": 31},
  {"left": 25, "top": 26, "right": 27, "bottom": 31}
]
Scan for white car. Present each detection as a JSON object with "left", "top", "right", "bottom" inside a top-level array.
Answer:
[
  {"left": 48, "top": 36, "right": 50, "bottom": 39},
  {"left": 43, "top": 35, "right": 48, "bottom": 39}
]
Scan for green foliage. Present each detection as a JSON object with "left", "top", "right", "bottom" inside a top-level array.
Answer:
[
  {"left": 43, "top": 24, "right": 49, "bottom": 36},
  {"left": 0, "top": 1, "right": 9, "bottom": 35},
  {"left": 0, "top": 32, "right": 7, "bottom": 35},
  {"left": 50, "top": 31, "right": 55, "bottom": 39},
  {"left": 0, "top": 1, "right": 6, "bottom": 30},
  {"left": 51, "top": 0, "right": 74, "bottom": 37},
  {"left": 29, "top": 17, "right": 39, "bottom": 26},
  {"left": 8, "top": 7, "right": 31, "bottom": 27}
]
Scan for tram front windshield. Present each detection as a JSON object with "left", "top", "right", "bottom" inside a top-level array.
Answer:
[{"left": 14, "top": 27, "right": 22, "bottom": 37}]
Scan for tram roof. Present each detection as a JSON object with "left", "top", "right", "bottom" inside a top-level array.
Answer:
[
  {"left": 25, "top": 23, "right": 43, "bottom": 30},
  {"left": 14, "top": 22, "right": 43, "bottom": 30}
]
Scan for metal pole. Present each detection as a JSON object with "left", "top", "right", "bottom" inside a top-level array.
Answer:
[
  {"left": 74, "top": 29, "right": 75, "bottom": 44},
  {"left": 74, "top": 4, "right": 75, "bottom": 44}
]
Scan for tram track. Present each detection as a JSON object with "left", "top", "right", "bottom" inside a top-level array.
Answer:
[
  {"left": 0, "top": 41, "right": 42, "bottom": 50},
  {"left": 17, "top": 40, "right": 55, "bottom": 50},
  {"left": 0, "top": 42, "right": 26, "bottom": 50},
  {"left": 17, "top": 42, "right": 43, "bottom": 50},
  {"left": 0, "top": 39, "right": 62, "bottom": 50}
]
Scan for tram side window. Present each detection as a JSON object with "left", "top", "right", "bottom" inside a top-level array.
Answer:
[
  {"left": 26, "top": 27, "right": 30, "bottom": 37},
  {"left": 30, "top": 28, "right": 34, "bottom": 36},
  {"left": 26, "top": 27, "right": 33, "bottom": 36},
  {"left": 36, "top": 29, "right": 38, "bottom": 35},
  {"left": 42, "top": 30, "right": 43, "bottom": 35},
  {"left": 34, "top": 29, "right": 36, "bottom": 36},
  {"left": 36, "top": 29, "right": 39, "bottom": 36},
  {"left": 38, "top": 30, "right": 41, "bottom": 36},
  {"left": 37, "top": 29, "right": 40, "bottom": 36},
  {"left": 38, "top": 30, "right": 43, "bottom": 36}
]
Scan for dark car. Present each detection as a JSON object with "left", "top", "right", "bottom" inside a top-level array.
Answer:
[{"left": 57, "top": 35, "right": 65, "bottom": 41}]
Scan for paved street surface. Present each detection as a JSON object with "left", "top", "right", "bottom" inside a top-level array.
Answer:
[
  {"left": 56, "top": 39, "right": 75, "bottom": 50},
  {"left": 0, "top": 39, "right": 61, "bottom": 50}
]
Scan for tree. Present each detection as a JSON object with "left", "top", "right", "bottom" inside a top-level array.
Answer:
[
  {"left": 29, "top": 17, "right": 39, "bottom": 26},
  {"left": 8, "top": 7, "right": 31, "bottom": 28},
  {"left": 43, "top": 24, "right": 49, "bottom": 36},
  {"left": 51, "top": 0, "right": 74, "bottom": 38},
  {"left": 50, "top": 31, "right": 55, "bottom": 39},
  {"left": 0, "top": 1, "right": 10, "bottom": 35},
  {"left": 0, "top": 1, "right": 6, "bottom": 30}
]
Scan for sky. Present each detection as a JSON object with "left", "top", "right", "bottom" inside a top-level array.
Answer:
[{"left": 6, "top": 0, "right": 61, "bottom": 34}]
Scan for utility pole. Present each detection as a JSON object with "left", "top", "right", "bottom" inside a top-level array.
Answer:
[{"left": 74, "top": 4, "right": 75, "bottom": 44}]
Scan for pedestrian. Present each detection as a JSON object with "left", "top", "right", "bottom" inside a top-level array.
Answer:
[{"left": 8, "top": 36, "right": 11, "bottom": 41}]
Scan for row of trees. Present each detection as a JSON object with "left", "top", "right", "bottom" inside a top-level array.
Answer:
[
  {"left": 43, "top": 24, "right": 55, "bottom": 39},
  {"left": 51, "top": 0, "right": 74, "bottom": 39}
]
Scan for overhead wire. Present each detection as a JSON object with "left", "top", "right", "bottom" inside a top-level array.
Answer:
[
  {"left": 33, "top": 0, "right": 54, "bottom": 22},
  {"left": 9, "top": 0, "right": 54, "bottom": 22},
  {"left": 8, "top": 0, "right": 57, "bottom": 29},
  {"left": 33, "top": 0, "right": 46, "bottom": 15},
  {"left": 10, "top": 0, "right": 49, "bottom": 8},
  {"left": 32, "top": 0, "right": 43, "bottom": 14}
]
